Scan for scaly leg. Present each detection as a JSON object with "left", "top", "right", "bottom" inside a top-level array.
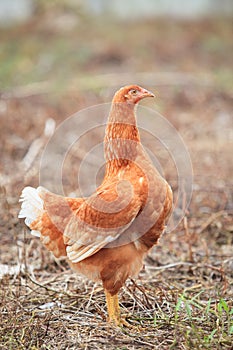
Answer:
[{"left": 104, "top": 289, "right": 131, "bottom": 327}]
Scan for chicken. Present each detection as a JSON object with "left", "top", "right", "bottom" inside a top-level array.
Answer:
[{"left": 19, "top": 85, "right": 173, "bottom": 327}]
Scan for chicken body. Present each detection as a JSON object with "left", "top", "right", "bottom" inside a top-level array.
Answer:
[{"left": 19, "top": 85, "right": 173, "bottom": 326}]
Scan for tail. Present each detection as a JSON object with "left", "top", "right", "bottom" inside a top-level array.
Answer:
[{"left": 18, "top": 186, "right": 44, "bottom": 237}]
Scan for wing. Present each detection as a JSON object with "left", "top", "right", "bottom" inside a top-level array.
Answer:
[{"left": 64, "top": 179, "right": 143, "bottom": 263}]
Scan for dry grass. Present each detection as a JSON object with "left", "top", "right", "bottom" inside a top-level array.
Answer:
[
  {"left": 0, "top": 7, "right": 233, "bottom": 350},
  {"left": 0, "top": 220, "right": 232, "bottom": 349},
  {"left": 1, "top": 176, "right": 232, "bottom": 349}
]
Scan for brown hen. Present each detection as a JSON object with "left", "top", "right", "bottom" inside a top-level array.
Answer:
[{"left": 19, "top": 85, "right": 173, "bottom": 327}]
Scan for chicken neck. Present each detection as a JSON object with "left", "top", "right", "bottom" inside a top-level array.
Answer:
[{"left": 104, "top": 102, "right": 140, "bottom": 175}]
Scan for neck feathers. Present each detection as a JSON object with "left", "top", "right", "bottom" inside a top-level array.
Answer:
[{"left": 104, "top": 102, "right": 140, "bottom": 172}]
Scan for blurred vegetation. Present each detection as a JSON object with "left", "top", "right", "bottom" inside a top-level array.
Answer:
[{"left": 0, "top": 2, "right": 232, "bottom": 94}]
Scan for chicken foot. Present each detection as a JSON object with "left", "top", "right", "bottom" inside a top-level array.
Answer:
[{"left": 104, "top": 290, "right": 132, "bottom": 328}]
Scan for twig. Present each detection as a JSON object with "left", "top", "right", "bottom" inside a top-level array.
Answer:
[
  {"left": 21, "top": 118, "right": 56, "bottom": 172},
  {"left": 129, "top": 278, "right": 153, "bottom": 309},
  {"left": 86, "top": 283, "right": 98, "bottom": 310},
  {"left": 145, "top": 262, "right": 193, "bottom": 270},
  {"left": 25, "top": 273, "right": 78, "bottom": 297},
  {"left": 196, "top": 210, "right": 226, "bottom": 235},
  {"left": 184, "top": 216, "right": 194, "bottom": 262}
]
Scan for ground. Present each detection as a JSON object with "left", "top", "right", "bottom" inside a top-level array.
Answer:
[{"left": 0, "top": 5, "right": 232, "bottom": 350}]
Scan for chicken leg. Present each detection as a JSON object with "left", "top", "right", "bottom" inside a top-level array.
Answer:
[{"left": 105, "top": 290, "right": 131, "bottom": 327}]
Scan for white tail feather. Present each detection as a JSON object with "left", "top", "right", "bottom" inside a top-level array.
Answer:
[{"left": 18, "top": 187, "right": 44, "bottom": 235}]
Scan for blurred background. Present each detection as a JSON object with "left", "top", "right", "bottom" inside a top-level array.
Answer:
[
  {"left": 1, "top": 0, "right": 232, "bottom": 241},
  {"left": 1, "top": 0, "right": 232, "bottom": 209},
  {"left": 0, "top": 1, "right": 232, "bottom": 348}
]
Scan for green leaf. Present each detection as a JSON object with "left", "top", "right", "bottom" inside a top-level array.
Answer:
[{"left": 219, "top": 299, "right": 229, "bottom": 313}]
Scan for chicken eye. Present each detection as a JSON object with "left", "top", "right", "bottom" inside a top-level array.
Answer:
[{"left": 130, "top": 89, "right": 138, "bottom": 95}]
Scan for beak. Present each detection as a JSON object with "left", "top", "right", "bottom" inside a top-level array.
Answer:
[{"left": 141, "top": 88, "right": 155, "bottom": 98}]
